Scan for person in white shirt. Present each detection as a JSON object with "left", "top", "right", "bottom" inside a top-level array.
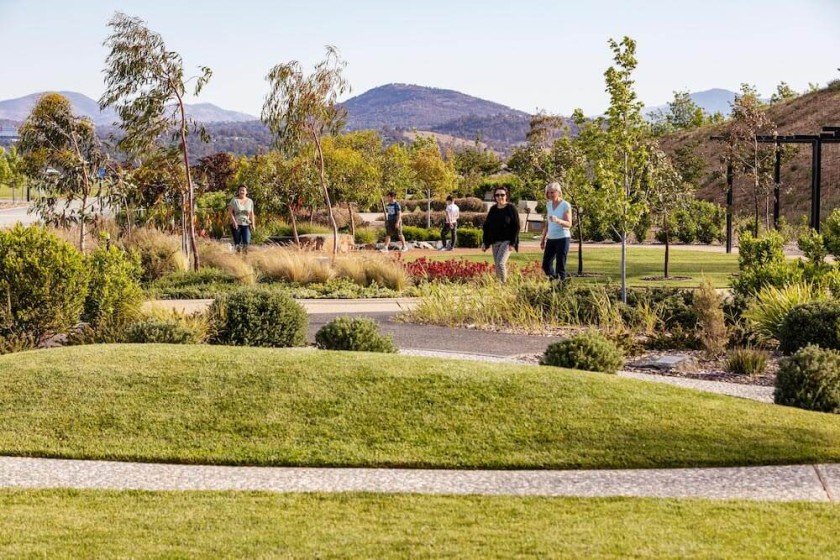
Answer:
[
  {"left": 439, "top": 195, "right": 460, "bottom": 250},
  {"left": 540, "top": 182, "right": 572, "bottom": 281}
]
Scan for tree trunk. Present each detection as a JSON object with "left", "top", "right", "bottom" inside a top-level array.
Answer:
[
  {"left": 664, "top": 230, "right": 670, "bottom": 279},
  {"left": 576, "top": 209, "right": 584, "bottom": 275},
  {"left": 621, "top": 151, "right": 629, "bottom": 303},
  {"left": 313, "top": 131, "right": 339, "bottom": 258},
  {"left": 426, "top": 189, "right": 431, "bottom": 229},
  {"left": 176, "top": 95, "right": 199, "bottom": 271},
  {"left": 289, "top": 206, "right": 300, "bottom": 247},
  {"left": 348, "top": 202, "right": 356, "bottom": 241}
]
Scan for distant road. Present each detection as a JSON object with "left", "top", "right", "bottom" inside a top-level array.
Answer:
[{"left": 0, "top": 204, "right": 37, "bottom": 227}]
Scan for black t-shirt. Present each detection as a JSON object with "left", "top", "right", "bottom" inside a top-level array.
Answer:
[
  {"left": 385, "top": 201, "right": 401, "bottom": 223},
  {"left": 482, "top": 204, "right": 520, "bottom": 249}
]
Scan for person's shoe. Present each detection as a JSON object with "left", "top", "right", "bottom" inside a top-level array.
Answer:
[
  {"left": 437, "top": 246, "right": 446, "bottom": 251},
  {"left": 380, "top": 248, "right": 389, "bottom": 253},
  {"left": 446, "top": 247, "right": 454, "bottom": 251},
  {"left": 400, "top": 245, "right": 410, "bottom": 252}
]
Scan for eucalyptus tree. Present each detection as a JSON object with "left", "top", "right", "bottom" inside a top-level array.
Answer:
[
  {"left": 100, "top": 12, "right": 212, "bottom": 270},
  {"left": 18, "top": 93, "right": 111, "bottom": 252},
  {"left": 262, "top": 46, "right": 349, "bottom": 257},
  {"left": 601, "top": 36, "right": 651, "bottom": 302}
]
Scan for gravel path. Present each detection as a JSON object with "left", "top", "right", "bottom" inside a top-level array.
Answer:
[{"left": 0, "top": 457, "right": 834, "bottom": 502}]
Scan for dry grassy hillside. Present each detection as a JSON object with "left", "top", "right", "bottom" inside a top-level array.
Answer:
[{"left": 661, "top": 86, "right": 840, "bottom": 224}]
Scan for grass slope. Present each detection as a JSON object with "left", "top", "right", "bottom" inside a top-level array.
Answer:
[
  {"left": 2, "top": 490, "right": 838, "bottom": 559},
  {"left": 1, "top": 345, "right": 839, "bottom": 469},
  {"left": 421, "top": 246, "right": 739, "bottom": 288}
]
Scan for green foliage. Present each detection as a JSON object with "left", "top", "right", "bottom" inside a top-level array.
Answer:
[
  {"left": 732, "top": 231, "right": 802, "bottom": 307},
  {"left": 122, "top": 229, "right": 188, "bottom": 283},
  {"left": 743, "top": 282, "right": 827, "bottom": 342},
  {"left": 778, "top": 301, "right": 840, "bottom": 355},
  {"left": 315, "top": 317, "right": 397, "bottom": 353},
  {"left": 632, "top": 212, "right": 651, "bottom": 243},
  {"left": 656, "top": 201, "right": 725, "bottom": 245},
  {"left": 693, "top": 278, "right": 727, "bottom": 356},
  {"left": 821, "top": 208, "right": 840, "bottom": 259},
  {"left": 208, "top": 287, "right": 308, "bottom": 348},
  {"left": 126, "top": 318, "right": 204, "bottom": 344},
  {"left": 775, "top": 345, "right": 840, "bottom": 413},
  {"left": 354, "top": 228, "right": 380, "bottom": 245},
  {"left": 542, "top": 330, "right": 624, "bottom": 374},
  {"left": 83, "top": 243, "right": 143, "bottom": 327},
  {"left": 726, "top": 348, "right": 768, "bottom": 377},
  {"left": 456, "top": 227, "right": 483, "bottom": 248},
  {"left": 400, "top": 226, "right": 441, "bottom": 242},
  {"left": 0, "top": 225, "right": 89, "bottom": 339},
  {"left": 0, "top": 332, "right": 38, "bottom": 355}
]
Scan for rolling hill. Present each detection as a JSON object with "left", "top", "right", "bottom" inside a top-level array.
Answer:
[{"left": 643, "top": 88, "right": 738, "bottom": 119}]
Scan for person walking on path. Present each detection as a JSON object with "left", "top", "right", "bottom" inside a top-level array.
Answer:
[
  {"left": 382, "top": 191, "right": 408, "bottom": 253},
  {"left": 540, "top": 181, "right": 573, "bottom": 281},
  {"left": 439, "top": 195, "right": 459, "bottom": 250},
  {"left": 482, "top": 187, "right": 520, "bottom": 282},
  {"left": 228, "top": 185, "right": 255, "bottom": 253}
]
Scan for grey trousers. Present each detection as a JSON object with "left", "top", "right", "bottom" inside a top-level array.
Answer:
[{"left": 491, "top": 241, "right": 511, "bottom": 282}]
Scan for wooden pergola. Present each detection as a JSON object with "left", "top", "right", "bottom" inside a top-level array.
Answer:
[{"left": 712, "top": 125, "right": 840, "bottom": 252}]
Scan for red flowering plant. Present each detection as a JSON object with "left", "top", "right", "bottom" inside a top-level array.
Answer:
[{"left": 403, "top": 257, "right": 495, "bottom": 283}]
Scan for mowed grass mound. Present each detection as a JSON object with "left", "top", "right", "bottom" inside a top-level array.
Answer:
[
  {"left": 1, "top": 345, "right": 839, "bottom": 469},
  {"left": 3, "top": 490, "right": 838, "bottom": 559}
]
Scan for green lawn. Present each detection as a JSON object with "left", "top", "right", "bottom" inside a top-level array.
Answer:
[
  {"left": 1, "top": 345, "right": 838, "bottom": 469},
  {"left": 424, "top": 246, "right": 739, "bottom": 288},
  {"left": 1, "top": 490, "right": 837, "bottom": 559}
]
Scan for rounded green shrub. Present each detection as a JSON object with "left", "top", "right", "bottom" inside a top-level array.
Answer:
[
  {"left": 778, "top": 301, "right": 840, "bottom": 355},
  {"left": 84, "top": 244, "right": 143, "bottom": 327},
  {"left": 456, "top": 227, "right": 483, "bottom": 248},
  {"left": 126, "top": 318, "right": 202, "bottom": 344},
  {"left": 775, "top": 345, "right": 840, "bottom": 413},
  {"left": 0, "top": 225, "right": 89, "bottom": 339},
  {"left": 315, "top": 317, "right": 397, "bottom": 353},
  {"left": 542, "top": 331, "right": 624, "bottom": 374},
  {"left": 208, "top": 287, "right": 308, "bottom": 347}
]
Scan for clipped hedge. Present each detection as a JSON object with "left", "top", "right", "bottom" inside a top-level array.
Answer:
[
  {"left": 542, "top": 331, "right": 624, "bottom": 374},
  {"left": 403, "top": 197, "right": 485, "bottom": 213},
  {"left": 778, "top": 301, "right": 840, "bottom": 355},
  {"left": 401, "top": 211, "right": 486, "bottom": 229},
  {"left": 209, "top": 288, "right": 308, "bottom": 348},
  {"left": 315, "top": 317, "right": 397, "bottom": 353},
  {"left": 456, "top": 227, "right": 483, "bottom": 248},
  {"left": 775, "top": 345, "right": 840, "bottom": 413}
]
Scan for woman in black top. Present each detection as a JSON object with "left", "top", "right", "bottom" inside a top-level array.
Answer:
[{"left": 482, "top": 187, "right": 520, "bottom": 282}]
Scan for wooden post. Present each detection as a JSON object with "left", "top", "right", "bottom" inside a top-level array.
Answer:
[{"left": 773, "top": 145, "right": 781, "bottom": 229}]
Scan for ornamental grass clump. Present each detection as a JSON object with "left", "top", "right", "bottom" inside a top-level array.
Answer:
[
  {"left": 542, "top": 331, "right": 624, "bottom": 374},
  {"left": 248, "top": 246, "right": 333, "bottom": 284},
  {"left": 315, "top": 317, "right": 397, "bottom": 353},
  {"left": 726, "top": 348, "right": 768, "bottom": 377},
  {"left": 120, "top": 228, "right": 188, "bottom": 282},
  {"left": 197, "top": 241, "right": 256, "bottom": 284},
  {"left": 743, "top": 282, "right": 828, "bottom": 343},
  {"left": 209, "top": 287, "right": 308, "bottom": 348},
  {"left": 775, "top": 345, "right": 840, "bottom": 413}
]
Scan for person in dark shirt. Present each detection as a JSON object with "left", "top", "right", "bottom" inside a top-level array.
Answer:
[
  {"left": 482, "top": 187, "right": 520, "bottom": 282},
  {"left": 382, "top": 191, "right": 407, "bottom": 252}
]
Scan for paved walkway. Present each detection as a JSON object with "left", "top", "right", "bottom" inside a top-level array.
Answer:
[
  {"left": 0, "top": 457, "right": 834, "bottom": 501},
  {"left": 144, "top": 298, "right": 418, "bottom": 316}
]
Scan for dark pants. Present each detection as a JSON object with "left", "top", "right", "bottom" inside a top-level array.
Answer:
[
  {"left": 542, "top": 237, "right": 570, "bottom": 280},
  {"left": 440, "top": 223, "right": 457, "bottom": 248},
  {"left": 232, "top": 224, "right": 251, "bottom": 249}
]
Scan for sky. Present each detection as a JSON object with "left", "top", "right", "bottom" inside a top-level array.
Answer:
[{"left": 1, "top": 0, "right": 838, "bottom": 116}]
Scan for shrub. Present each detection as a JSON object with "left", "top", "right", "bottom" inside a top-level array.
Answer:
[
  {"left": 821, "top": 208, "right": 840, "bottom": 259},
  {"left": 743, "top": 282, "right": 827, "bottom": 342},
  {"left": 692, "top": 200, "right": 726, "bottom": 244},
  {"left": 354, "top": 227, "right": 380, "bottom": 245},
  {"left": 197, "top": 241, "right": 256, "bottom": 284},
  {"left": 401, "top": 211, "right": 486, "bottom": 228},
  {"left": 126, "top": 317, "right": 204, "bottom": 344},
  {"left": 726, "top": 348, "right": 768, "bottom": 377},
  {"left": 83, "top": 244, "right": 143, "bottom": 328},
  {"left": 122, "top": 228, "right": 188, "bottom": 282},
  {"left": 731, "top": 230, "right": 803, "bottom": 306},
  {"left": 315, "top": 317, "right": 397, "bottom": 353},
  {"left": 672, "top": 207, "right": 698, "bottom": 244},
  {"left": 633, "top": 212, "right": 651, "bottom": 243},
  {"left": 358, "top": 256, "right": 410, "bottom": 291},
  {"left": 401, "top": 226, "right": 440, "bottom": 242},
  {"left": 248, "top": 247, "right": 332, "bottom": 284},
  {"left": 0, "top": 332, "right": 38, "bottom": 355},
  {"left": 208, "top": 288, "right": 308, "bottom": 348},
  {"left": 456, "top": 227, "right": 483, "bottom": 248},
  {"left": 778, "top": 301, "right": 840, "bottom": 355},
  {"left": 693, "top": 278, "right": 727, "bottom": 356},
  {"left": 311, "top": 208, "right": 363, "bottom": 230},
  {"left": 542, "top": 331, "right": 624, "bottom": 374},
  {"left": 0, "top": 225, "right": 89, "bottom": 339},
  {"left": 775, "top": 345, "right": 840, "bottom": 413}
]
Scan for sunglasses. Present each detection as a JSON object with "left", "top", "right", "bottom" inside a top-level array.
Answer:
[{"left": 494, "top": 193, "right": 507, "bottom": 198}]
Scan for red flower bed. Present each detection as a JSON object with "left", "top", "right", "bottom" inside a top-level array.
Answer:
[{"left": 404, "top": 257, "right": 495, "bottom": 282}]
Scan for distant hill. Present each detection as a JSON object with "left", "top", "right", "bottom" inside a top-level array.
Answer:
[
  {"left": 0, "top": 91, "right": 257, "bottom": 126},
  {"left": 644, "top": 88, "right": 739, "bottom": 119},
  {"left": 661, "top": 85, "right": 840, "bottom": 220}
]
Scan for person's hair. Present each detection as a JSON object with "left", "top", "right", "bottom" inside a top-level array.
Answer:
[
  {"left": 237, "top": 185, "right": 247, "bottom": 192},
  {"left": 387, "top": 191, "right": 396, "bottom": 197},
  {"left": 446, "top": 195, "right": 453, "bottom": 201},
  {"left": 493, "top": 187, "right": 509, "bottom": 198},
  {"left": 545, "top": 181, "right": 562, "bottom": 194}
]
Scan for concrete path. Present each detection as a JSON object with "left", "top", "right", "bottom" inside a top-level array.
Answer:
[
  {"left": 0, "top": 457, "right": 835, "bottom": 502},
  {"left": 0, "top": 204, "right": 36, "bottom": 227},
  {"left": 144, "top": 298, "right": 419, "bottom": 316}
]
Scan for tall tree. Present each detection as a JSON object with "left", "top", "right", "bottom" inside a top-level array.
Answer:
[
  {"left": 769, "top": 82, "right": 799, "bottom": 104},
  {"left": 323, "top": 134, "right": 381, "bottom": 240},
  {"left": 601, "top": 36, "right": 650, "bottom": 302},
  {"left": 194, "top": 152, "right": 237, "bottom": 194},
  {"left": 379, "top": 143, "right": 415, "bottom": 221},
  {"left": 261, "top": 46, "right": 349, "bottom": 257},
  {"left": 725, "top": 83, "right": 776, "bottom": 233},
  {"left": 100, "top": 11, "right": 212, "bottom": 270},
  {"left": 410, "top": 137, "right": 457, "bottom": 228},
  {"left": 18, "top": 93, "right": 111, "bottom": 252}
]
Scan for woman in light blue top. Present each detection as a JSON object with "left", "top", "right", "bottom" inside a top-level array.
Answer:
[{"left": 540, "top": 181, "right": 572, "bottom": 281}]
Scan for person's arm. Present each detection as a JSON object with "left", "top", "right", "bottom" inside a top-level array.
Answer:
[
  {"left": 560, "top": 207, "right": 572, "bottom": 229},
  {"left": 510, "top": 206, "right": 521, "bottom": 252},
  {"left": 481, "top": 208, "right": 492, "bottom": 251},
  {"left": 395, "top": 203, "right": 402, "bottom": 227},
  {"left": 228, "top": 202, "right": 238, "bottom": 228},
  {"left": 249, "top": 201, "right": 256, "bottom": 231}
]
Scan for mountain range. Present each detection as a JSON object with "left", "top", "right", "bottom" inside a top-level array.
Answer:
[
  {"left": 0, "top": 85, "right": 740, "bottom": 153},
  {"left": 642, "top": 88, "right": 738, "bottom": 119}
]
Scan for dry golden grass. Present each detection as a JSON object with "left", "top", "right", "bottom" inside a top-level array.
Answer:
[
  {"left": 248, "top": 246, "right": 333, "bottom": 284},
  {"left": 121, "top": 229, "right": 188, "bottom": 281},
  {"left": 335, "top": 254, "right": 409, "bottom": 290},
  {"left": 197, "top": 241, "right": 256, "bottom": 284}
]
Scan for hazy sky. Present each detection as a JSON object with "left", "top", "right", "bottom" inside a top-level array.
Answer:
[{"left": 1, "top": 0, "right": 838, "bottom": 115}]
